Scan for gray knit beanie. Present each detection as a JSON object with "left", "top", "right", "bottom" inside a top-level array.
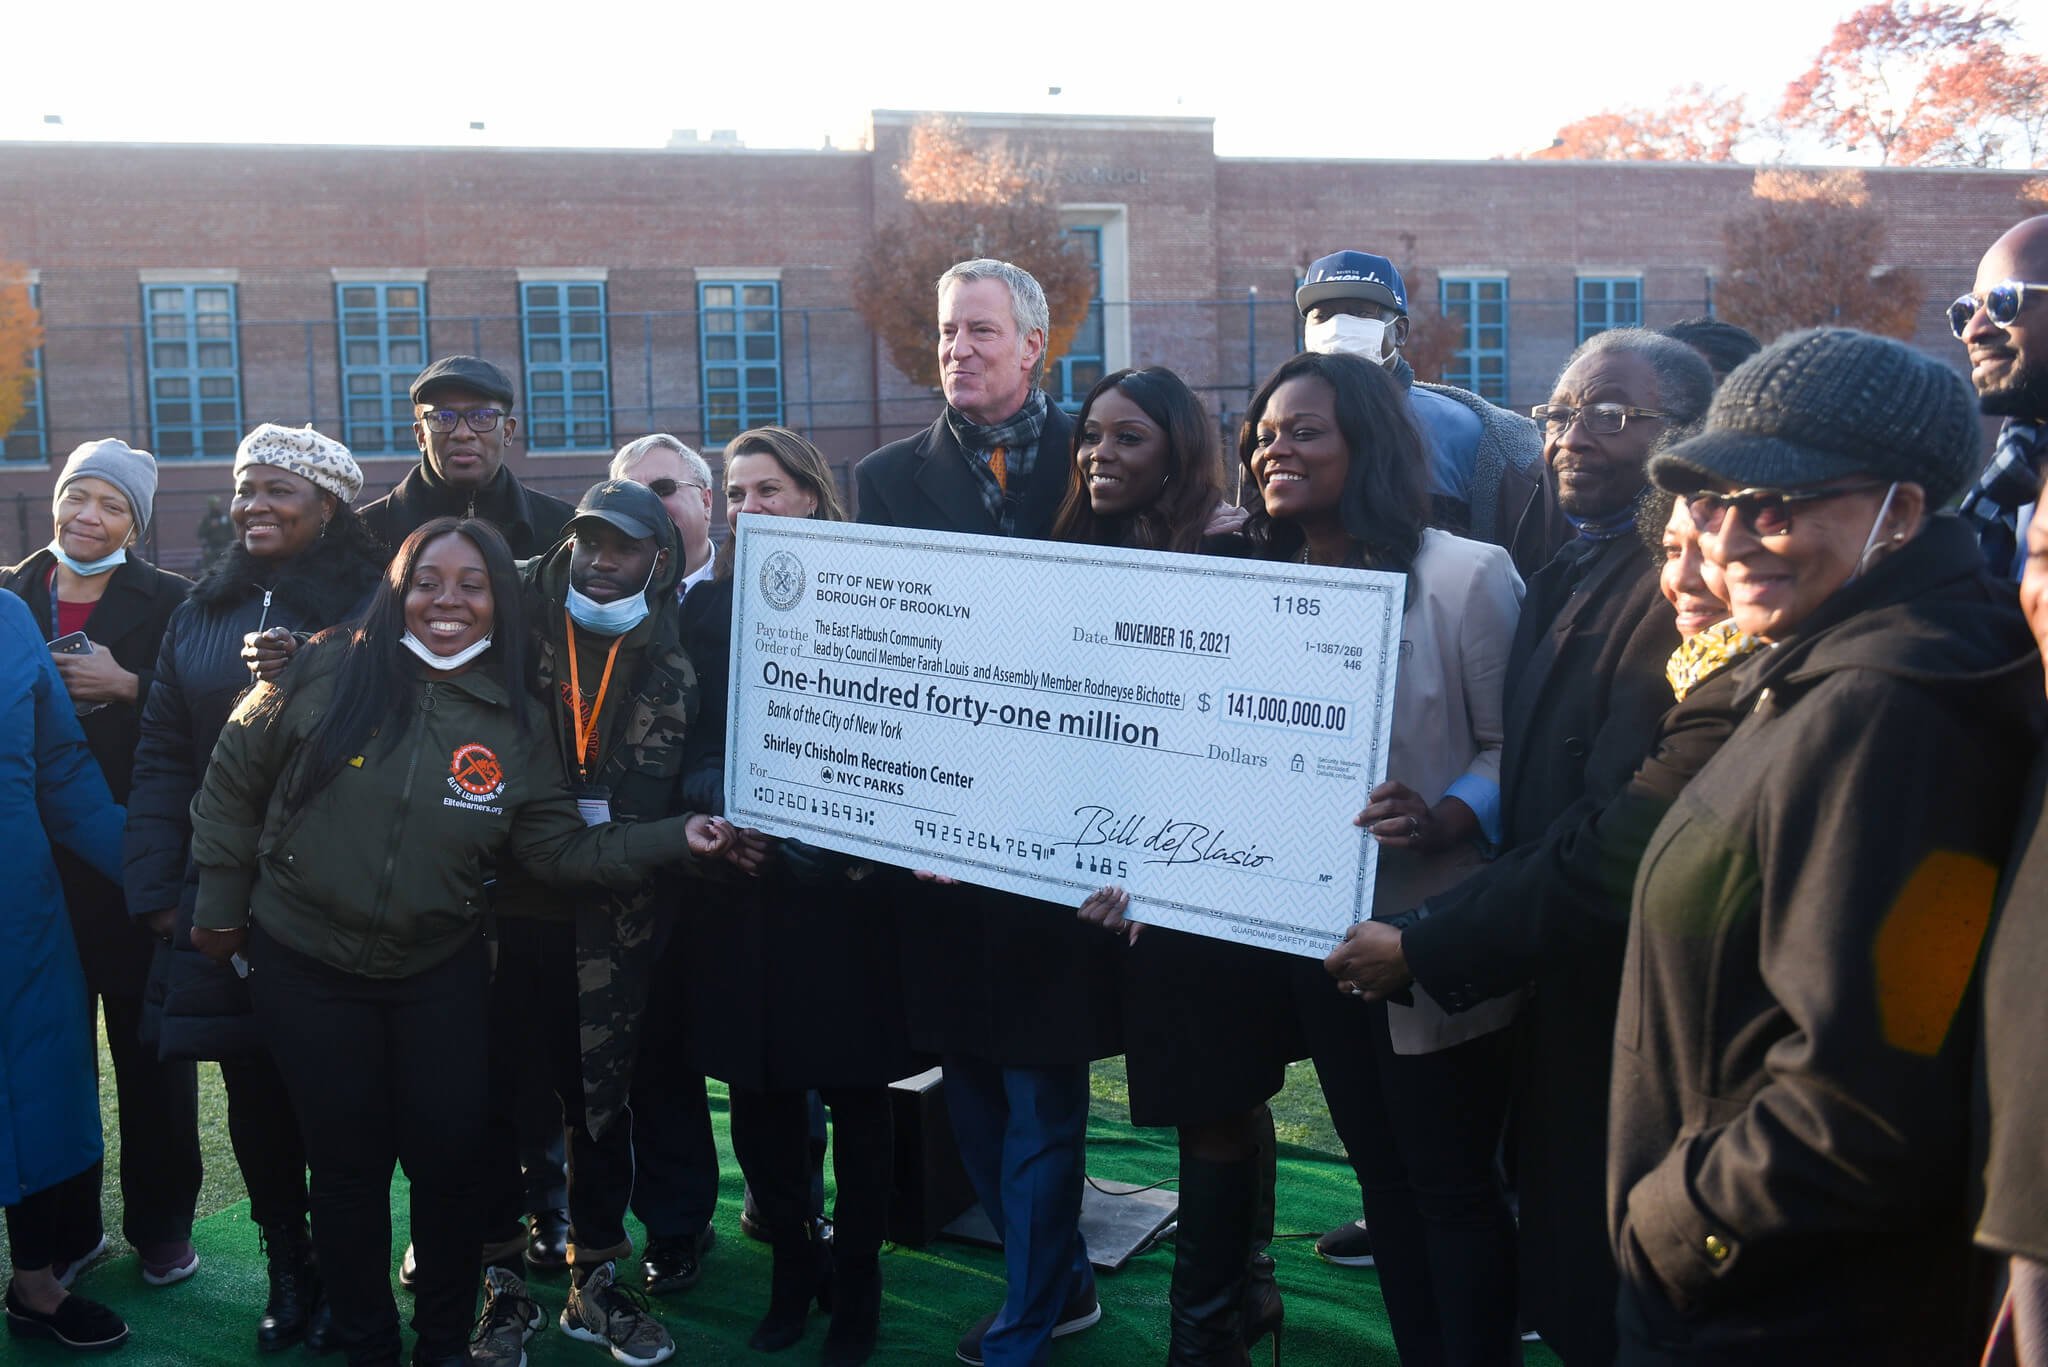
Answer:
[
  {"left": 1651, "top": 328, "right": 1980, "bottom": 509},
  {"left": 54, "top": 438, "right": 159, "bottom": 536}
]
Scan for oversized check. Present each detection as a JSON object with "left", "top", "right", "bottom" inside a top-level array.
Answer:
[{"left": 724, "top": 517, "right": 1405, "bottom": 958}]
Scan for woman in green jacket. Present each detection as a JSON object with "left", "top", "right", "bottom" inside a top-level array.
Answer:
[{"left": 187, "top": 517, "right": 732, "bottom": 1367}]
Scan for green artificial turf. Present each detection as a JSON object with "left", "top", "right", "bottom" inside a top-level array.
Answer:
[{"left": 4, "top": 1022, "right": 1561, "bottom": 1365}]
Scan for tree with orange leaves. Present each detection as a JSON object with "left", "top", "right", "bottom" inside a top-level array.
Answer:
[
  {"left": 1777, "top": 2, "right": 2034, "bottom": 166},
  {"left": 0, "top": 256, "right": 41, "bottom": 442},
  {"left": 853, "top": 119, "right": 1096, "bottom": 390},
  {"left": 1522, "top": 84, "right": 1750, "bottom": 162},
  {"left": 1715, "top": 170, "right": 1923, "bottom": 343}
]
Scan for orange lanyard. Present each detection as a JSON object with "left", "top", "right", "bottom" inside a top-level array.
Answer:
[{"left": 563, "top": 610, "right": 623, "bottom": 784}]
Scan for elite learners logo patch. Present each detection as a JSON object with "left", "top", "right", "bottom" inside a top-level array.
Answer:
[{"left": 449, "top": 742, "right": 506, "bottom": 802}]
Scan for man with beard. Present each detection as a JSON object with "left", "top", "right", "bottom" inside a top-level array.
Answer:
[
  {"left": 1955, "top": 216, "right": 2048, "bottom": 579},
  {"left": 1326, "top": 329, "right": 1714, "bottom": 1364},
  {"left": 466, "top": 479, "right": 737, "bottom": 1367}
]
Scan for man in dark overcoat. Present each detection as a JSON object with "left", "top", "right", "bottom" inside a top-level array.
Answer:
[
  {"left": 853, "top": 258, "right": 1119, "bottom": 1367},
  {"left": 1326, "top": 328, "right": 1714, "bottom": 1364}
]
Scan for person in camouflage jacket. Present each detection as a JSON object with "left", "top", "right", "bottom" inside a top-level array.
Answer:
[{"left": 473, "top": 479, "right": 735, "bottom": 1367}]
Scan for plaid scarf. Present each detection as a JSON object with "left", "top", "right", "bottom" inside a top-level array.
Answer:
[
  {"left": 1665, "top": 618, "right": 1766, "bottom": 701},
  {"left": 944, "top": 389, "right": 1049, "bottom": 535},
  {"left": 1958, "top": 418, "right": 2044, "bottom": 577}
]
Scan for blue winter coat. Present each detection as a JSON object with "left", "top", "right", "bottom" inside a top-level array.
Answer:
[{"left": 0, "top": 590, "right": 125, "bottom": 1205}]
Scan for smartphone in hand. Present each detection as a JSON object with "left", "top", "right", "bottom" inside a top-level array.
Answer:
[{"left": 48, "top": 630, "right": 93, "bottom": 655}]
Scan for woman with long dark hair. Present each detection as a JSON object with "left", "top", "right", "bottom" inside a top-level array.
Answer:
[
  {"left": 1051, "top": 367, "right": 1223, "bottom": 554},
  {"left": 123, "top": 423, "right": 386, "bottom": 1352},
  {"left": 186, "top": 517, "right": 733, "bottom": 1367},
  {"left": 1091, "top": 352, "right": 1526, "bottom": 1365},
  {"left": 676, "top": 427, "right": 915, "bottom": 1366}
]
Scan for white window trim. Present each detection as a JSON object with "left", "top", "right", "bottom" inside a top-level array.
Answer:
[
  {"left": 1059, "top": 203, "right": 1130, "bottom": 374},
  {"left": 516, "top": 267, "right": 610, "bottom": 283},
  {"left": 694, "top": 267, "right": 784, "bottom": 282},
  {"left": 331, "top": 267, "right": 428, "bottom": 283},
  {"left": 19, "top": 268, "right": 38, "bottom": 286},
  {"left": 138, "top": 268, "right": 239, "bottom": 283}
]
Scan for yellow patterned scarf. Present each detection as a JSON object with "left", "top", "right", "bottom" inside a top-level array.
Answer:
[{"left": 1666, "top": 618, "right": 1765, "bottom": 701}]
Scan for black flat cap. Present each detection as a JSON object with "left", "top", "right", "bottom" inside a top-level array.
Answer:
[{"left": 410, "top": 355, "right": 516, "bottom": 407}]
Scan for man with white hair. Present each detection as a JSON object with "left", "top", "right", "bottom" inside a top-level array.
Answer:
[
  {"left": 612, "top": 435, "right": 717, "bottom": 597},
  {"left": 855, "top": 261, "right": 1117, "bottom": 1366}
]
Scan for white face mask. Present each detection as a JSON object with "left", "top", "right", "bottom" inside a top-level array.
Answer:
[
  {"left": 565, "top": 557, "right": 660, "bottom": 636},
  {"left": 1303, "top": 314, "right": 1394, "bottom": 365},
  {"left": 402, "top": 631, "right": 494, "bottom": 672},
  {"left": 48, "top": 539, "right": 128, "bottom": 577}
]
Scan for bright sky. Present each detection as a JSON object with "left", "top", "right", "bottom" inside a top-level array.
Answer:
[{"left": 2, "top": 0, "right": 2028, "bottom": 162}]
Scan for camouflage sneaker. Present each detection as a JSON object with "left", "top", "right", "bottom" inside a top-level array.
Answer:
[
  {"left": 560, "top": 1261, "right": 675, "bottom": 1367},
  {"left": 470, "top": 1265, "right": 546, "bottom": 1367}
]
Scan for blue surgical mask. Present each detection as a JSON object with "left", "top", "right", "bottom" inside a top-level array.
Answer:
[
  {"left": 48, "top": 538, "right": 127, "bottom": 577},
  {"left": 565, "top": 558, "right": 660, "bottom": 636}
]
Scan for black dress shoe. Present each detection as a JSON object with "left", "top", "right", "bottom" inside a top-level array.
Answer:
[
  {"left": 642, "top": 1225, "right": 715, "bottom": 1296},
  {"left": 525, "top": 1208, "right": 570, "bottom": 1274},
  {"left": 303, "top": 1292, "right": 337, "bottom": 1355}
]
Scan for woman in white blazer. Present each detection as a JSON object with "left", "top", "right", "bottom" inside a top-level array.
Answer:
[{"left": 1091, "top": 349, "right": 1525, "bottom": 1367}]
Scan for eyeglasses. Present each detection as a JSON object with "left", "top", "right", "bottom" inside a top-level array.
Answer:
[
  {"left": 644, "top": 478, "right": 708, "bottom": 498},
  {"left": 420, "top": 407, "right": 506, "bottom": 434},
  {"left": 1529, "top": 402, "right": 1672, "bottom": 436},
  {"left": 1947, "top": 280, "right": 2048, "bottom": 339},
  {"left": 1685, "top": 482, "right": 1893, "bottom": 538}
]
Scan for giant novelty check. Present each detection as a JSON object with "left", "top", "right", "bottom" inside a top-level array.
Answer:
[{"left": 724, "top": 518, "right": 1405, "bottom": 958}]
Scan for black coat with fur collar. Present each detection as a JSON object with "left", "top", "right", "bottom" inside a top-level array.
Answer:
[{"left": 123, "top": 533, "right": 384, "bottom": 1060}]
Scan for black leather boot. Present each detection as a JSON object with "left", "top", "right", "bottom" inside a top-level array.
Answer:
[
  {"left": 1170, "top": 1155, "right": 1256, "bottom": 1367},
  {"left": 748, "top": 1222, "right": 831, "bottom": 1352},
  {"left": 1241, "top": 1107, "right": 1284, "bottom": 1365},
  {"left": 820, "top": 1252, "right": 881, "bottom": 1366},
  {"left": 255, "top": 1222, "right": 312, "bottom": 1352}
]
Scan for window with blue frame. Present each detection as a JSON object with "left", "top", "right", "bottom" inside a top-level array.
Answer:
[
  {"left": 5, "top": 283, "right": 46, "bottom": 462},
  {"left": 1577, "top": 277, "right": 1641, "bottom": 343},
  {"left": 1053, "top": 226, "right": 1104, "bottom": 409},
  {"left": 698, "top": 281, "right": 782, "bottom": 445},
  {"left": 521, "top": 281, "right": 611, "bottom": 449},
  {"left": 1439, "top": 276, "right": 1509, "bottom": 403},
  {"left": 145, "top": 283, "right": 242, "bottom": 458},
  {"left": 336, "top": 282, "right": 427, "bottom": 454}
]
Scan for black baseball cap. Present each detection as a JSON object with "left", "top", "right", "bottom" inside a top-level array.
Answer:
[
  {"left": 410, "top": 355, "right": 516, "bottom": 407},
  {"left": 568, "top": 479, "right": 666, "bottom": 542}
]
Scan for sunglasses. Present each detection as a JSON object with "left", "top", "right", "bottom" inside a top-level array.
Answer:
[
  {"left": 1685, "top": 481, "right": 1892, "bottom": 538},
  {"left": 420, "top": 407, "right": 506, "bottom": 434},
  {"left": 643, "top": 477, "right": 708, "bottom": 498},
  {"left": 1947, "top": 280, "right": 2048, "bottom": 339},
  {"left": 1529, "top": 402, "right": 1671, "bottom": 436}
]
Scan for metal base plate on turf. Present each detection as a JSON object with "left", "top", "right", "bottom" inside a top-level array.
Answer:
[{"left": 939, "top": 1180, "right": 1179, "bottom": 1272}]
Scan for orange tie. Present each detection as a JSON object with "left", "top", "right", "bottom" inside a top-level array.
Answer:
[{"left": 987, "top": 445, "right": 1008, "bottom": 493}]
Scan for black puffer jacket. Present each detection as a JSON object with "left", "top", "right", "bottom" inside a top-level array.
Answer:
[{"left": 123, "top": 532, "right": 385, "bottom": 1060}]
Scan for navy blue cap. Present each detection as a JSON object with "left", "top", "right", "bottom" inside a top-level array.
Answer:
[
  {"left": 569, "top": 478, "right": 666, "bottom": 542},
  {"left": 1297, "top": 252, "right": 1408, "bottom": 317}
]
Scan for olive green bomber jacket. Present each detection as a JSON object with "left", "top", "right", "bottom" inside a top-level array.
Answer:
[{"left": 189, "top": 643, "right": 698, "bottom": 979}]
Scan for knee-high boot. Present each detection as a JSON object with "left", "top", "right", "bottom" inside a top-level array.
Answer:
[
  {"left": 1170, "top": 1155, "right": 1256, "bottom": 1367},
  {"left": 1241, "top": 1106, "right": 1283, "bottom": 1365}
]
